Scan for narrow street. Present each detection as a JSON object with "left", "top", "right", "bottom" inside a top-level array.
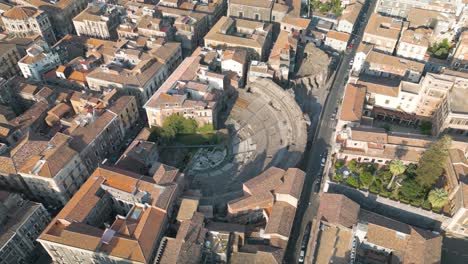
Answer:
[{"left": 284, "top": 0, "right": 376, "bottom": 262}]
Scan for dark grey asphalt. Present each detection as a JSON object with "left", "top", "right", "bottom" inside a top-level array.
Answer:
[{"left": 284, "top": 1, "right": 376, "bottom": 263}]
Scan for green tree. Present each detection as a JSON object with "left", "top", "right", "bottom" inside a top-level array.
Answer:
[
  {"left": 348, "top": 160, "right": 359, "bottom": 173},
  {"left": 387, "top": 160, "right": 406, "bottom": 189},
  {"left": 359, "top": 171, "right": 373, "bottom": 188},
  {"left": 334, "top": 159, "right": 345, "bottom": 170},
  {"left": 428, "top": 188, "right": 449, "bottom": 209},
  {"left": 399, "top": 180, "right": 425, "bottom": 202},
  {"left": 346, "top": 176, "right": 359, "bottom": 188},
  {"left": 429, "top": 38, "right": 452, "bottom": 59},
  {"left": 416, "top": 135, "right": 452, "bottom": 187},
  {"left": 162, "top": 114, "right": 198, "bottom": 134}
]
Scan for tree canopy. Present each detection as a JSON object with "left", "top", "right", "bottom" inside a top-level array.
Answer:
[
  {"left": 150, "top": 114, "right": 198, "bottom": 142},
  {"left": 415, "top": 135, "right": 451, "bottom": 187},
  {"left": 428, "top": 39, "right": 452, "bottom": 60},
  {"left": 428, "top": 188, "right": 449, "bottom": 209},
  {"left": 399, "top": 179, "right": 425, "bottom": 202},
  {"left": 387, "top": 160, "right": 406, "bottom": 189},
  {"left": 310, "top": 0, "right": 343, "bottom": 17}
]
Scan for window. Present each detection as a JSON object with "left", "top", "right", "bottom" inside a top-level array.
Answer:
[
  {"left": 272, "top": 16, "right": 276, "bottom": 21},
  {"left": 385, "top": 100, "right": 390, "bottom": 104},
  {"left": 238, "top": 12, "right": 243, "bottom": 18},
  {"left": 255, "top": 14, "right": 260, "bottom": 21}
]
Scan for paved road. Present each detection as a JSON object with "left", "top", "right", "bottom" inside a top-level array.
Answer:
[{"left": 284, "top": 1, "right": 376, "bottom": 263}]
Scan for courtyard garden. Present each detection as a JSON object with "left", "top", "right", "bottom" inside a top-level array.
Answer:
[
  {"left": 149, "top": 114, "right": 226, "bottom": 146},
  {"left": 309, "top": 0, "right": 344, "bottom": 17},
  {"left": 331, "top": 135, "right": 452, "bottom": 213}
]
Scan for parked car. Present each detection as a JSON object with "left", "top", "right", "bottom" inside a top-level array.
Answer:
[
  {"left": 320, "top": 151, "right": 328, "bottom": 167},
  {"left": 331, "top": 107, "right": 338, "bottom": 120},
  {"left": 298, "top": 250, "right": 305, "bottom": 263},
  {"left": 298, "top": 222, "right": 312, "bottom": 263}
]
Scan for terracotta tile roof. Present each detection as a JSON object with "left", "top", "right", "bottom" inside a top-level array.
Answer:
[
  {"left": 350, "top": 127, "right": 388, "bottom": 144},
  {"left": 0, "top": 156, "right": 17, "bottom": 175},
  {"left": 158, "top": 212, "right": 206, "bottom": 264},
  {"left": 231, "top": 245, "right": 283, "bottom": 264},
  {"left": 152, "top": 162, "right": 180, "bottom": 184},
  {"left": 314, "top": 221, "right": 353, "bottom": 264},
  {"left": 366, "top": 50, "right": 425, "bottom": 75},
  {"left": 326, "top": 30, "right": 351, "bottom": 43},
  {"left": 340, "top": 83, "right": 366, "bottom": 122},
  {"left": 243, "top": 167, "right": 285, "bottom": 194},
  {"left": 205, "top": 16, "right": 271, "bottom": 50},
  {"left": 281, "top": 15, "right": 311, "bottom": 29},
  {"left": 357, "top": 75, "right": 400, "bottom": 97},
  {"left": 275, "top": 168, "right": 305, "bottom": 200},
  {"left": 228, "top": 167, "right": 305, "bottom": 213},
  {"left": 339, "top": 1, "right": 363, "bottom": 24},
  {"left": 222, "top": 49, "right": 247, "bottom": 65},
  {"left": 364, "top": 13, "right": 402, "bottom": 40},
  {"left": 69, "top": 110, "right": 117, "bottom": 152},
  {"left": 39, "top": 167, "right": 175, "bottom": 263},
  {"left": 317, "top": 193, "right": 360, "bottom": 228},
  {"left": 2, "top": 6, "right": 38, "bottom": 20},
  {"left": 228, "top": 191, "right": 275, "bottom": 213},
  {"left": 264, "top": 201, "right": 296, "bottom": 239},
  {"left": 359, "top": 209, "right": 442, "bottom": 264},
  {"left": 18, "top": 133, "right": 77, "bottom": 178},
  {"left": 229, "top": 0, "right": 273, "bottom": 8}
]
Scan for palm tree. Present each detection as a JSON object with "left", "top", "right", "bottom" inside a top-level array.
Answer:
[
  {"left": 387, "top": 160, "right": 406, "bottom": 190},
  {"left": 428, "top": 188, "right": 449, "bottom": 209}
]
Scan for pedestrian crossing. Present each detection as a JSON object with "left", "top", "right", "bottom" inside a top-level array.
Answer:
[{"left": 322, "top": 119, "right": 337, "bottom": 129}]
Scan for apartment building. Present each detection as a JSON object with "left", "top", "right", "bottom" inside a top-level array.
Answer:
[
  {"left": 445, "top": 148, "right": 468, "bottom": 237},
  {"left": 363, "top": 13, "right": 402, "bottom": 54},
  {"left": 359, "top": 50, "right": 425, "bottom": 83},
  {"left": 156, "top": 2, "right": 214, "bottom": 55},
  {"left": 158, "top": 0, "right": 226, "bottom": 27},
  {"left": 156, "top": 212, "right": 206, "bottom": 264},
  {"left": 268, "top": 30, "right": 298, "bottom": 84},
  {"left": 18, "top": 41, "right": 61, "bottom": 81},
  {"left": 375, "top": 0, "right": 456, "bottom": 18},
  {"left": 357, "top": 77, "right": 422, "bottom": 119},
  {"left": 67, "top": 109, "right": 122, "bottom": 172},
  {"left": 451, "top": 31, "right": 468, "bottom": 72},
  {"left": 0, "top": 43, "right": 21, "bottom": 79},
  {"left": 406, "top": 7, "right": 457, "bottom": 42},
  {"left": 84, "top": 39, "right": 172, "bottom": 106},
  {"left": 15, "top": 0, "right": 88, "bottom": 38},
  {"left": 1, "top": 5, "right": 56, "bottom": 45},
  {"left": 335, "top": 126, "right": 431, "bottom": 165},
  {"left": 73, "top": 2, "right": 124, "bottom": 40},
  {"left": 325, "top": 30, "right": 350, "bottom": 52},
  {"left": 396, "top": 28, "right": 431, "bottom": 61},
  {"left": 221, "top": 49, "right": 248, "bottom": 87},
  {"left": 432, "top": 87, "right": 468, "bottom": 136},
  {"left": 227, "top": 0, "right": 298, "bottom": 24},
  {"left": 416, "top": 70, "right": 468, "bottom": 117},
  {"left": 14, "top": 133, "right": 89, "bottom": 206},
  {"left": 144, "top": 48, "right": 227, "bottom": 128},
  {"left": 205, "top": 16, "right": 273, "bottom": 61},
  {"left": 311, "top": 193, "right": 442, "bottom": 263},
  {"left": 0, "top": 192, "right": 51, "bottom": 264},
  {"left": 228, "top": 0, "right": 274, "bottom": 22},
  {"left": 38, "top": 166, "right": 182, "bottom": 264},
  {"left": 227, "top": 167, "right": 305, "bottom": 249},
  {"left": 115, "top": 139, "right": 159, "bottom": 176},
  {"left": 336, "top": 1, "right": 363, "bottom": 34}
]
